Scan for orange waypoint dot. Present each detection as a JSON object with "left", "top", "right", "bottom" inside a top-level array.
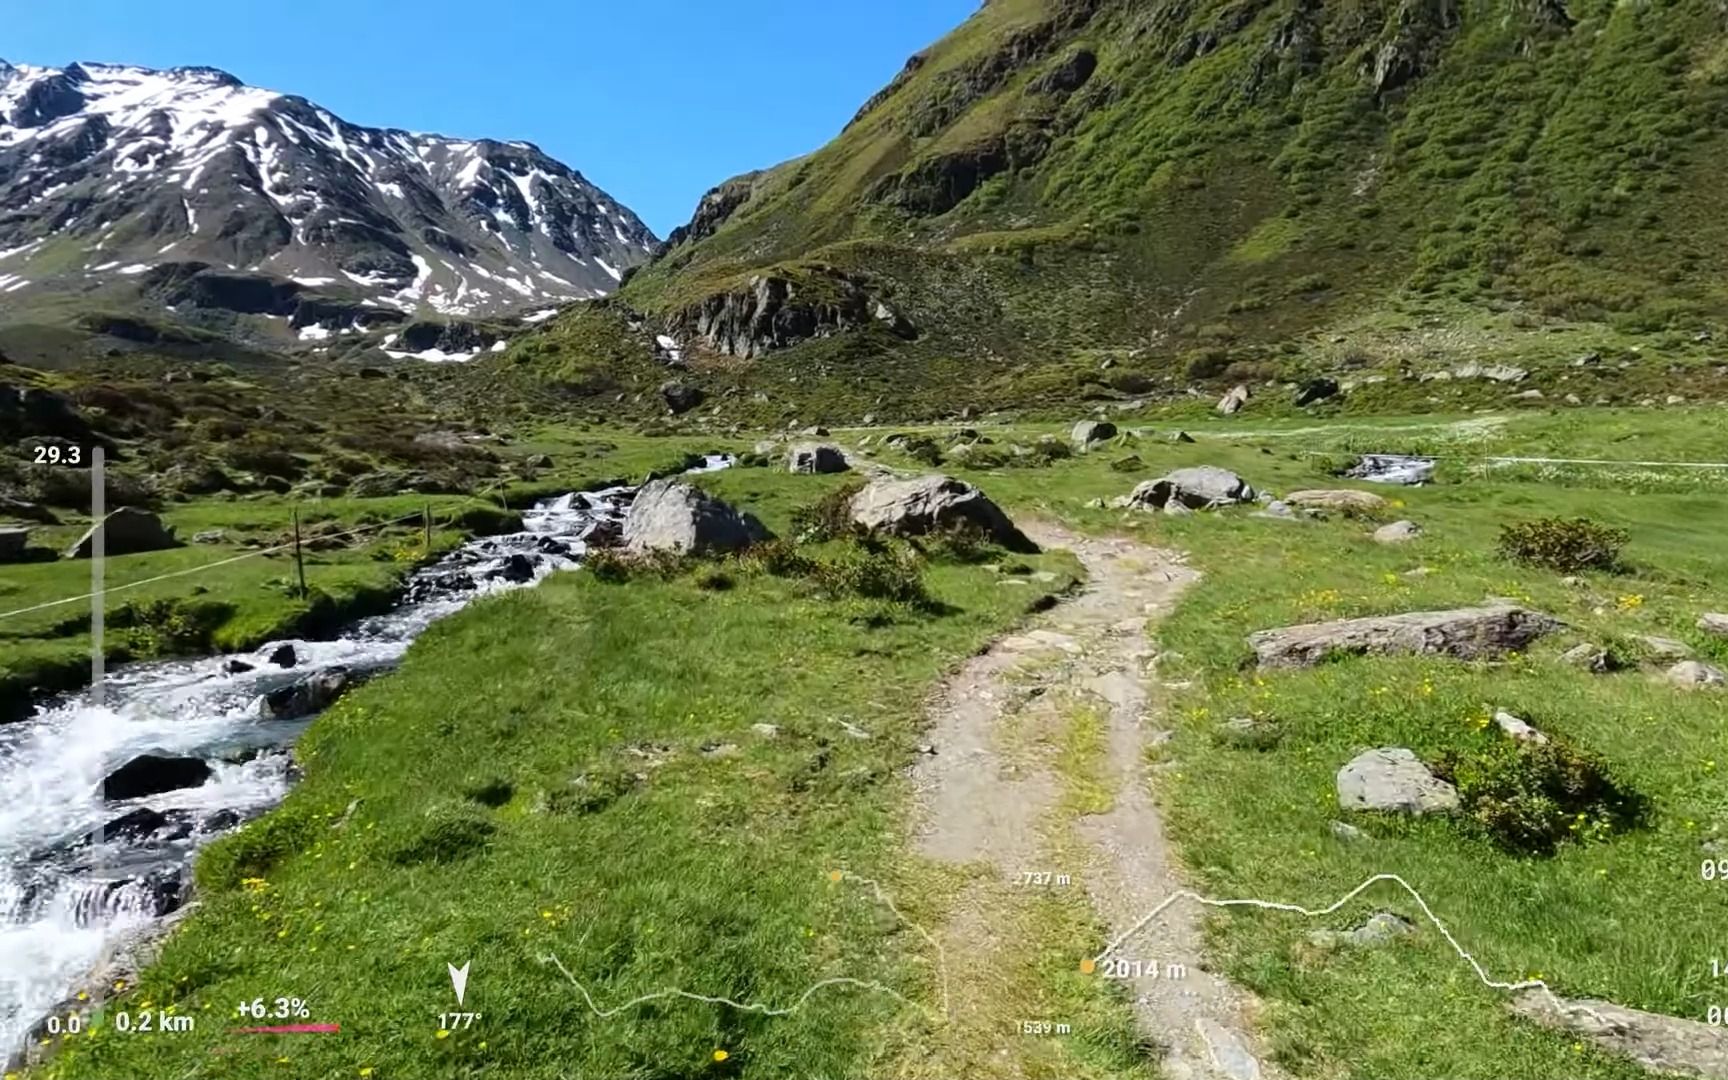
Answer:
[
  {"left": 1079, "top": 958, "right": 1097, "bottom": 974},
  {"left": 827, "top": 870, "right": 843, "bottom": 883}
]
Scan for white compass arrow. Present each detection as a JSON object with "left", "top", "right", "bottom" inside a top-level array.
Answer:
[{"left": 448, "top": 961, "right": 471, "bottom": 1007}]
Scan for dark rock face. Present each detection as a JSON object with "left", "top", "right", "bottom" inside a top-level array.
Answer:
[
  {"left": 1029, "top": 49, "right": 1098, "bottom": 95},
  {"left": 1294, "top": 377, "right": 1341, "bottom": 406},
  {"left": 267, "top": 643, "right": 298, "bottom": 669},
  {"left": 668, "top": 269, "right": 916, "bottom": 360},
  {"left": 661, "top": 381, "right": 705, "bottom": 414},
  {"left": 100, "top": 754, "right": 212, "bottom": 801},
  {"left": 662, "top": 172, "right": 764, "bottom": 251},
  {"left": 787, "top": 443, "right": 850, "bottom": 475}
]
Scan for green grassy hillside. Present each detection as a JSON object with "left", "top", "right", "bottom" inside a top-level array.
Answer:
[{"left": 504, "top": 0, "right": 1728, "bottom": 420}]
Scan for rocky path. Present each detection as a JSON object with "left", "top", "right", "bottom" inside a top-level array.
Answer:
[{"left": 912, "top": 520, "right": 1276, "bottom": 1079}]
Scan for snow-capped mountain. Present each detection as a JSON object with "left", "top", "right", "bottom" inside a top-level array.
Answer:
[{"left": 0, "top": 60, "right": 657, "bottom": 317}]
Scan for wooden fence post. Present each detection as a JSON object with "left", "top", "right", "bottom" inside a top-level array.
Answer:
[{"left": 292, "top": 508, "right": 307, "bottom": 598}]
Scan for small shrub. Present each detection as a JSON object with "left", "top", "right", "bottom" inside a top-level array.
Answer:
[
  {"left": 790, "top": 480, "right": 865, "bottom": 543},
  {"left": 696, "top": 568, "right": 735, "bottom": 591},
  {"left": 924, "top": 521, "right": 999, "bottom": 564},
  {"left": 1432, "top": 737, "right": 1647, "bottom": 855},
  {"left": 816, "top": 541, "right": 929, "bottom": 605},
  {"left": 1497, "top": 516, "right": 1628, "bottom": 572},
  {"left": 583, "top": 548, "right": 635, "bottom": 583},
  {"left": 740, "top": 538, "right": 817, "bottom": 578}
]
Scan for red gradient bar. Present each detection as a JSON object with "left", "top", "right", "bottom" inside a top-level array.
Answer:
[{"left": 230, "top": 1024, "right": 342, "bottom": 1035}]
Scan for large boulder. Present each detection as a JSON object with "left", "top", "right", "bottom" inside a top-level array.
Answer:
[
  {"left": 260, "top": 668, "right": 358, "bottom": 719},
  {"left": 622, "top": 479, "right": 769, "bottom": 555},
  {"left": 1511, "top": 990, "right": 1728, "bottom": 1078},
  {"left": 1294, "top": 377, "right": 1340, "bottom": 407},
  {"left": 1336, "top": 748, "right": 1459, "bottom": 814},
  {"left": 849, "top": 474, "right": 1037, "bottom": 553},
  {"left": 787, "top": 442, "right": 850, "bottom": 475},
  {"left": 1071, "top": 420, "right": 1116, "bottom": 449},
  {"left": 0, "top": 525, "right": 28, "bottom": 563},
  {"left": 1666, "top": 660, "right": 1726, "bottom": 689},
  {"left": 1283, "top": 489, "right": 1388, "bottom": 514},
  {"left": 1373, "top": 520, "right": 1423, "bottom": 544},
  {"left": 660, "top": 381, "right": 705, "bottom": 415},
  {"left": 1249, "top": 604, "right": 1559, "bottom": 668},
  {"left": 1217, "top": 384, "right": 1250, "bottom": 415},
  {"left": 100, "top": 753, "right": 212, "bottom": 802},
  {"left": 64, "top": 507, "right": 180, "bottom": 559},
  {"left": 1121, "top": 466, "right": 1257, "bottom": 513}
]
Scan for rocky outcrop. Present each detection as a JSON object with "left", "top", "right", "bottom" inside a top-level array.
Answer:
[
  {"left": 788, "top": 443, "right": 850, "bottom": 475},
  {"left": 667, "top": 268, "right": 916, "bottom": 360},
  {"left": 1249, "top": 604, "right": 1560, "bottom": 668},
  {"left": 1120, "top": 466, "right": 1258, "bottom": 512},
  {"left": 1698, "top": 613, "right": 1728, "bottom": 639},
  {"left": 1337, "top": 747, "right": 1459, "bottom": 814},
  {"left": 0, "top": 525, "right": 28, "bottom": 562},
  {"left": 1373, "top": 520, "right": 1423, "bottom": 543},
  {"left": 1511, "top": 990, "right": 1728, "bottom": 1078},
  {"left": 849, "top": 474, "right": 1037, "bottom": 553},
  {"left": 1283, "top": 489, "right": 1388, "bottom": 514},
  {"left": 1294, "top": 376, "right": 1341, "bottom": 406},
  {"left": 1365, "top": 0, "right": 1463, "bottom": 97},
  {"left": 1667, "top": 661, "right": 1726, "bottom": 689},
  {"left": 1071, "top": 419, "right": 1117, "bottom": 448},
  {"left": 1217, "top": 384, "right": 1250, "bottom": 415},
  {"left": 661, "top": 381, "right": 704, "bottom": 414},
  {"left": 64, "top": 507, "right": 180, "bottom": 559},
  {"left": 622, "top": 479, "right": 769, "bottom": 555},
  {"left": 661, "top": 171, "right": 764, "bottom": 251}
]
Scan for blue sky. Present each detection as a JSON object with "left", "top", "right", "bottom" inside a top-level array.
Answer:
[{"left": 5, "top": 0, "right": 979, "bottom": 236}]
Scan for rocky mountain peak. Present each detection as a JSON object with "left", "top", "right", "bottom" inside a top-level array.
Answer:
[{"left": 0, "top": 60, "right": 658, "bottom": 320}]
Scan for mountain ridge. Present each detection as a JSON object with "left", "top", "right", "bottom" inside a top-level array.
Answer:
[
  {"left": 490, "top": 0, "right": 1728, "bottom": 420},
  {"left": 0, "top": 59, "right": 658, "bottom": 330}
]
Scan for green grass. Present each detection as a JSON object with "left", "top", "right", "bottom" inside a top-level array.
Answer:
[
  {"left": 0, "top": 434, "right": 734, "bottom": 717},
  {"left": 31, "top": 468, "right": 1109, "bottom": 1080},
  {"left": 911, "top": 409, "right": 1728, "bottom": 1079},
  {"left": 20, "top": 410, "right": 1728, "bottom": 1079}
]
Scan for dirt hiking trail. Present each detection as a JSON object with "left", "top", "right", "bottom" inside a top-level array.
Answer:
[{"left": 912, "top": 520, "right": 1278, "bottom": 1080}]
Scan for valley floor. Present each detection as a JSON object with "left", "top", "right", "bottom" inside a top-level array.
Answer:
[{"left": 16, "top": 407, "right": 1728, "bottom": 1080}]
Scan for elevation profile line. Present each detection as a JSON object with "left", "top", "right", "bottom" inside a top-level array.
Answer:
[
  {"left": 541, "top": 870, "right": 950, "bottom": 1022},
  {"left": 1094, "top": 871, "right": 1552, "bottom": 997}
]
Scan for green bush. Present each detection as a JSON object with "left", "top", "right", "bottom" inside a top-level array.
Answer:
[
  {"left": 740, "top": 538, "right": 818, "bottom": 578},
  {"left": 1432, "top": 737, "right": 1647, "bottom": 855},
  {"left": 790, "top": 480, "right": 865, "bottom": 543},
  {"left": 816, "top": 541, "right": 929, "bottom": 605},
  {"left": 1497, "top": 516, "right": 1629, "bottom": 573}
]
